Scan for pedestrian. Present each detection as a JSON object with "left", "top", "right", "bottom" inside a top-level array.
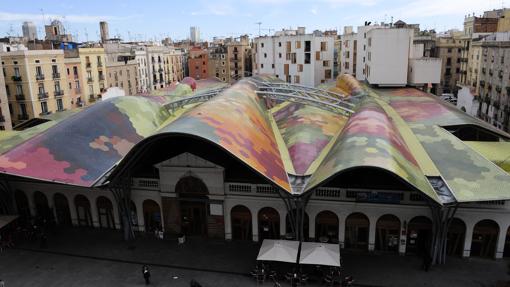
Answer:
[
  {"left": 0, "top": 278, "right": 5, "bottom": 287},
  {"left": 142, "top": 265, "right": 151, "bottom": 285}
]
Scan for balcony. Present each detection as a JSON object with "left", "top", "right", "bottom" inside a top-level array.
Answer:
[
  {"left": 158, "top": 68, "right": 163, "bottom": 73},
  {"left": 39, "top": 111, "right": 52, "bottom": 116},
  {"left": 88, "top": 95, "right": 96, "bottom": 102},
  {"left": 97, "top": 62, "right": 103, "bottom": 68},
  {"left": 11, "top": 75, "right": 22, "bottom": 82},
  {"left": 489, "top": 70, "right": 493, "bottom": 76},
  {"left": 98, "top": 74, "right": 105, "bottom": 81},
  {"left": 482, "top": 68, "right": 486, "bottom": 74},
  {"left": 52, "top": 72, "right": 61, "bottom": 79},
  {"left": 36, "top": 74, "right": 45, "bottom": 81},
  {"left": 86, "top": 63, "right": 91, "bottom": 69},
  {"left": 38, "top": 92, "right": 49, "bottom": 100},
  {"left": 74, "top": 73, "right": 79, "bottom": 79},
  {"left": 499, "top": 71, "right": 504, "bottom": 79},
  {"left": 0, "top": 115, "right": 5, "bottom": 123},
  {"left": 496, "top": 85, "right": 502, "bottom": 93},
  {"left": 15, "top": 94, "right": 25, "bottom": 101},
  {"left": 87, "top": 77, "right": 93, "bottom": 83},
  {"left": 18, "top": 114, "right": 29, "bottom": 121},
  {"left": 480, "top": 80, "right": 485, "bottom": 87},
  {"left": 54, "top": 90, "right": 64, "bottom": 97}
]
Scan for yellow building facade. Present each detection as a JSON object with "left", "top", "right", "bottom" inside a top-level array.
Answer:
[{"left": 78, "top": 47, "right": 106, "bottom": 104}]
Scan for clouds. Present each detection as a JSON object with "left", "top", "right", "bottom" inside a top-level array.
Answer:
[{"left": 0, "top": 11, "right": 135, "bottom": 24}]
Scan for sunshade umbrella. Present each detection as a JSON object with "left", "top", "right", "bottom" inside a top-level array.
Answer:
[
  {"left": 299, "top": 242, "right": 340, "bottom": 267},
  {"left": 257, "top": 239, "right": 300, "bottom": 263}
]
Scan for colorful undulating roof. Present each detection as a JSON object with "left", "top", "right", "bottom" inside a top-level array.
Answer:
[{"left": 0, "top": 75, "right": 509, "bottom": 204}]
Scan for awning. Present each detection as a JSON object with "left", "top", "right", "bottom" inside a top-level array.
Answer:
[
  {"left": 0, "top": 215, "right": 18, "bottom": 230},
  {"left": 299, "top": 242, "right": 341, "bottom": 267},
  {"left": 257, "top": 239, "right": 300, "bottom": 263}
]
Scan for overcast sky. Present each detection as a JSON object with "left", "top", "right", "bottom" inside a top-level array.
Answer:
[{"left": 0, "top": 0, "right": 506, "bottom": 42}]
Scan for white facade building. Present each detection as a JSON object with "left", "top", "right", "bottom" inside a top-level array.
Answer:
[
  {"left": 190, "top": 26, "right": 200, "bottom": 43},
  {"left": 252, "top": 28, "right": 335, "bottom": 86}
]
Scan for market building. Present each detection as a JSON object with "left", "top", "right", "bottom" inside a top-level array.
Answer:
[{"left": 0, "top": 74, "right": 510, "bottom": 264}]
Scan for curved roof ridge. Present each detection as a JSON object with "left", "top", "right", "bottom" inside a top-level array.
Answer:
[{"left": 304, "top": 97, "right": 440, "bottom": 203}]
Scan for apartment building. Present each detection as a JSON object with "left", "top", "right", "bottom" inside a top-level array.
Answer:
[
  {"left": 0, "top": 59, "right": 12, "bottom": 130},
  {"left": 167, "top": 49, "right": 184, "bottom": 83},
  {"left": 208, "top": 45, "right": 229, "bottom": 82},
  {"left": 253, "top": 27, "right": 335, "bottom": 86},
  {"left": 435, "top": 32, "right": 463, "bottom": 95},
  {"left": 146, "top": 46, "right": 168, "bottom": 90},
  {"left": 64, "top": 56, "right": 83, "bottom": 108},
  {"left": 188, "top": 47, "right": 208, "bottom": 80},
  {"left": 78, "top": 47, "right": 107, "bottom": 104},
  {"left": 476, "top": 32, "right": 510, "bottom": 131},
  {"left": 341, "top": 23, "right": 441, "bottom": 87},
  {"left": 133, "top": 49, "right": 149, "bottom": 93},
  {"left": 2, "top": 50, "right": 71, "bottom": 125},
  {"left": 106, "top": 58, "right": 138, "bottom": 95},
  {"left": 226, "top": 35, "right": 250, "bottom": 82}
]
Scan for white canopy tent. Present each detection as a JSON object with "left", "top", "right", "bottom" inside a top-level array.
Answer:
[
  {"left": 299, "top": 242, "right": 341, "bottom": 267},
  {"left": 257, "top": 239, "right": 300, "bottom": 263},
  {"left": 0, "top": 215, "right": 18, "bottom": 230}
]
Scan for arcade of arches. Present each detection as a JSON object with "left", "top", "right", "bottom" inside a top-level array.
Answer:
[{"left": 7, "top": 186, "right": 510, "bottom": 260}]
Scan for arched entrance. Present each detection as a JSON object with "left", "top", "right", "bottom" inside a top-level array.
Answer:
[
  {"left": 15, "top": 190, "right": 30, "bottom": 224},
  {"left": 258, "top": 207, "right": 280, "bottom": 240},
  {"left": 285, "top": 210, "right": 309, "bottom": 240},
  {"left": 97, "top": 196, "right": 115, "bottom": 229},
  {"left": 34, "top": 191, "right": 51, "bottom": 222},
  {"left": 345, "top": 212, "right": 369, "bottom": 250},
  {"left": 75, "top": 195, "right": 93, "bottom": 227},
  {"left": 406, "top": 216, "right": 432, "bottom": 255},
  {"left": 176, "top": 176, "right": 209, "bottom": 237},
  {"left": 504, "top": 227, "right": 510, "bottom": 258},
  {"left": 446, "top": 218, "right": 466, "bottom": 257},
  {"left": 315, "top": 210, "right": 339, "bottom": 243},
  {"left": 231, "top": 205, "right": 252, "bottom": 240},
  {"left": 375, "top": 214, "right": 400, "bottom": 253},
  {"left": 143, "top": 199, "right": 161, "bottom": 233},
  {"left": 53, "top": 193, "right": 72, "bottom": 227},
  {"left": 471, "top": 219, "right": 499, "bottom": 258}
]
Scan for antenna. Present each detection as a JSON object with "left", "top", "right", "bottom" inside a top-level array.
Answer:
[
  {"left": 255, "top": 22, "right": 262, "bottom": 37},
  {"left": 40, "top": 8, "right": 45, "bottom": 24}
]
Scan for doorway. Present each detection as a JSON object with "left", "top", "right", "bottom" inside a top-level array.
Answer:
[{"left": 176, "top": 176, "right": 209, "bottom": 237}]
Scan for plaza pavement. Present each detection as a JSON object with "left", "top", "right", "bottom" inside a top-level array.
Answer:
[{"left": 0, "top": 228, "right": 509, "bottom": 286}]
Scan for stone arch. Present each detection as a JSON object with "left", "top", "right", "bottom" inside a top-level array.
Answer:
[
  {"left": 345, "top": 212, "right": 370, "bottom": 250},
  {"left": 53, "top": 193, "right": 72, "bottom": 227},
  {"left": 143, "top": 199, "right": 161, "bottom": 233},
  {"left": 406, "top": 216, "right": 433, "bottom": 255},
  {"left": 315, "top": 210, "right": 339, "bottom": 243},
  {"left": 176, "top": 175, "right": 209, "bottom": 237},
  {"left": 15, "top": 190, "right": 30, "bottom": 224},
  {"left": 447, "top": 218, "right": 466, "bottom": 257},
  {"left": 258, "top": 207, "right": 280, "bottom": 241},
  {"left": 74, "top": 194, "right": 93, "bottom": 227},
  {"left": 33, "top": 191, "right": 51, "bottom": 222},
  {"left": 471, "top": 219, "right": 499, "bottom": 258},
  {"left": 375, "top": 214, "right": 401, "bottom": 253},
  {"left": 504, "top": 225, "right": 510, "bottom": 258},
  {"left": 96, "top": 196, "right": 115, "bottom": 229},
  {"left": 231, "top": 205, "right": 252, "bottom": 240}
]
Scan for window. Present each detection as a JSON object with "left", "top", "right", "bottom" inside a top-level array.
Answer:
[
  {"left": 16, "top": 85, "right": 23, "bottom": 95},
  {"left": 325, "top": 69, "right": 332, "bottom": 79},
  {"left": 14, "top": 67, "right": 20, "bottom": 77},
  {"left": 52, "top": 65, "right": 58, "bottom": 75},
  {"left": 36, "top": 66, "right": 43, "bottom": 76},
  {"left": 264, "top": 53, "right": 267, "bottom": 58},
  {"left": 278, "top": 42, "right": 281, "bottom": 47},
  {"left": 296, "top": 41, "right": 301, "bottom": 49},
  {"left": 19, "top": 103, "right": 27, "bottom": 117},
  {"left": 304, "top": 41, "right": 311, "bottom": 52},
  {"left": 320, "top": 41, "right": 327, "bottom": 51},
  {"left": 305, "top": 53, "right": 311, "bottom": 64},
  {"left": 40, "top": 101, "right": 48, "bottom": 114},
  {"left": 56, "top": 98, "right": 63, "bottom": 111},
  {"left": 344, "top": 62, "right": 349, "bottom": 69},
  {"left": 272, "top": 64, "right": 275, "bottom": 69},
  {"left": 294, "top": 75, "right": 300, "bottom": 83},
  {"left": 67, "top": 68, "right": 70, "bottom": 75},
  {"left": 368, "top": 38, "right": 371, "bottom": 47},
  {"left": 447, "top": 48, "right": 452, "bottom": 53},
  {"left": 298, "top": 64, "right": 303, "bottom": 72},
  {"left": 54, "top": 81, "right": 61, "bottom": 92},
  {"left": 323, "top": 60, "right": 329, "bottom": 67},
  {"left": 261, "top": 64, "right": 264, "bottom": 68},
  {"left": 73, "top": 66, "right": 78, "bottom": 77},
  {"left": 279, "top": 53, "right": 282, "bottom": 58},
  {"left": 38, "top": 83, "right": 45, "bottom": 94},
  {"left": 261, "top": 43, "right": 264, "bottom": 48},
  {"left": 5, "top": 85, "right": 9, "bottom": 97},
  {"left": 316, "top": 51, "right": 321, "bottom": 60},
  {"left": 446, "top": 58, "right": 451, "bottom": 65}
]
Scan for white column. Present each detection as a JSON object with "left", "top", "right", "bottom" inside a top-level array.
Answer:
[
  {"left": 111, "top": 198, "right": 121, "bottom": 230},
  {"left": 463, "top": 224, "right": 474, "bottom": 258},
  {"left": 68, "top": 194, "right": 78, "bottom": 226},
  {"left": 252, "top": 210, "right": 259, "bottom": 242},
  {"left": 399, "top": 221, "right": 407, "bottom": 255},
  {"left": 280, "top": 211, "right": 286, "bottom": 238},
  {"left": 309, "top": 213, "right": 316, "bottom": 240},
  {"left": 368, "top": 219, "right": 376, "bottom": 251},
  {"left": 224, "top": 204, "right": 232, "bottom": 240},
  {"left": 90, "top": 197, "right": 100, "bottom": 228},
  {"left": 135, "top": 200, "right": 145, "bottom": 232},
  {"left": 338, "top": 215, "right": 345, "bottom": 248},
  {"left": 495, "top": 225, "right": 508, "bottom": 259},
  {"left": 26, "top": 191, "right": 36, "bottom": 218}
]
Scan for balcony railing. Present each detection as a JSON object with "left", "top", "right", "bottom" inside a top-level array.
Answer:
[
  {"left": 36, "top": 74, "right": 45, "bottom": 81},
  {"left": 38, "top": 92, "right": 49, "bottom": 100},
  {"left": 97, "top": 62, "right": 103, "bottom": 68},
  {"left": 89, "top": 95, "right": 96, "bottom": 102},
  {"left": 52, "top": 72, "right": 61, "bottom": 79},
  {"left": 86, "top": 63, "right": 91, "bottom": 69},
  {"left": 54, "top": 90, "right": 64, "bottom": 97},
  {"left": 11, "top": 75, "right": 22, "bottom": 82},
  {"left": 39, "top": 111, "right": 52, "bottom": 116},
  {"left": 15, "top": 94, "right": 25, "bottom": 101},
  {"left": 98, "top": 74, "right": 105, "bottom": 81},
  {"left": 87, "top": 77, "right": 93, "bottom": 83}
]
